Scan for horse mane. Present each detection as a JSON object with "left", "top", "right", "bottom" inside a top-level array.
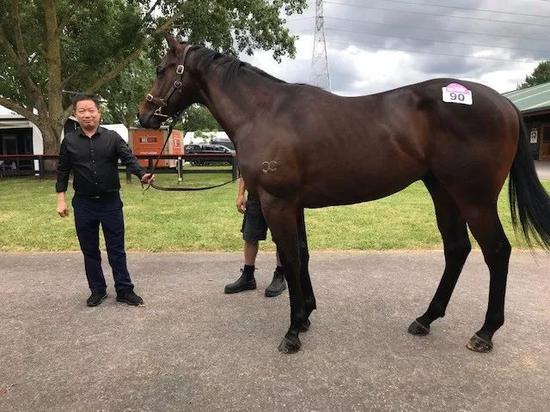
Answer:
[{"left": 188, "top": 45, "right": 287, "bottom": 85}]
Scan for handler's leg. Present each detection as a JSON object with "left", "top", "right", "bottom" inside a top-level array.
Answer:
[
  {"left": 73, "top": 196, "right": 107, "bottom": 306},
  {"left": 225, "top": 195, "right": 265, "bottom": 294},
  {"left": 224, "top": 240, "right": 259, "bottom": 293},
  {"left": 100, "top": 194, "right": 142, "bottom": 306},
  {"left": 265, "top": 249, "right": 287, "bottom": 297}
]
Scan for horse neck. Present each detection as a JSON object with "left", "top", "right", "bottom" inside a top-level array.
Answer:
[{"left": 196, "top": 68, "right": 279, "bottom": 138}]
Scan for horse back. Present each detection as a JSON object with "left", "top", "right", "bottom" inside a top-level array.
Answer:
[{"left": 243, "top": 79, "right": 519, "bottom": 208}]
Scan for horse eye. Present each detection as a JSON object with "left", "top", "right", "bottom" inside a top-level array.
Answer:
[{"left": 156, "top": 66, "right": 164, "bottom": 76}]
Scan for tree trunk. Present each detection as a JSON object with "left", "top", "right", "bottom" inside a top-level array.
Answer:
[{"left": 39, "top": 121, "right": 63, "bottom": 173}]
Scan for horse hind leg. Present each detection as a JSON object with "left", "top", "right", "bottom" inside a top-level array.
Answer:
[
  {"left": 462, "top": 205, "right": 511, "bottom": 353},
  {"left": 408, "top": 176, "right": 471, "bottom": 336}
]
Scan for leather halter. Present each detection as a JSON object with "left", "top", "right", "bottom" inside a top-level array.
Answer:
[
  {"left": 145, "top": 44, "right": 192, "bottom": 119},
  {"left": 141, "top": 44, "right": 240, "bottom": 192}
]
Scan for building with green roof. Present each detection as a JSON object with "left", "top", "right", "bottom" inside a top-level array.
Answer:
[{"left": 504, "top": 82, "right": 550, "bottom": 160}]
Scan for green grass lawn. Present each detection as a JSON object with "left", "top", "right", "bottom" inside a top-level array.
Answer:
[{"left": 1, "top": 169, "right": 549, "bottom": 252}]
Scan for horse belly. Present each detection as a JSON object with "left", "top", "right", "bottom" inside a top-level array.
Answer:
[{"left": 300, "top": 161, "right": 426, "bottom": 208}]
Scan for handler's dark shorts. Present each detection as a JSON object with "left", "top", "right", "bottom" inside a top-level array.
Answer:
[{"left": 241, "top": 192, "right": 268, "bottom": 242}]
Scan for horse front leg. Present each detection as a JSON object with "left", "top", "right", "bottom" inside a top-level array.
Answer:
[
  {"left": 261, "top": 199, "right": 306, "bottom": 354},
  {"left": 297, "top": 208, "right": 315, "bottom": 332}
]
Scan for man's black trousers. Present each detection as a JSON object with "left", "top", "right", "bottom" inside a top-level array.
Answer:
[{"left": 72, "top": 192, "right": 134, "bottom": 294}]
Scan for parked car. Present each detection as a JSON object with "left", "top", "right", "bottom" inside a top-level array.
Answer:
[{"left": 184, "top": 144, "right": 235, "bottom": 165}]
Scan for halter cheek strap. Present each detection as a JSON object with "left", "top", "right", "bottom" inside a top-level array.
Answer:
[
  {"left": 142, "top": 44, "right": 240, "bottom": 192},
  {"left": 146, "top": 44, "right": 192, "bottom": 119}
]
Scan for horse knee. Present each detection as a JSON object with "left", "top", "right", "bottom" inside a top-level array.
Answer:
[{"left": 444, "top": 240, "right": 471, "bottom": 262}]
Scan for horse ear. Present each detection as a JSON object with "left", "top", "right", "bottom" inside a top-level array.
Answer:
[{"left": 164, "top": 33, "right": 179, "bottom": 52}]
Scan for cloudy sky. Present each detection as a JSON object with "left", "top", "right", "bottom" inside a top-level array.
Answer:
[{"left": 241, "top": 0, "right": 549, "bottom": 96}]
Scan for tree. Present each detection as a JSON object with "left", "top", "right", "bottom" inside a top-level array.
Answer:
[
  {"left": 182, "top": 104, "right": 221, "bottom": 132},
  {"left": 0, "top": 0, "right": 307, "bottom": 168},
  {"left": 99, "top": 55, "right": 156, "bottom": 127},
  {"left": 519, "top": 60, "right": 550, "bottom": 89}
]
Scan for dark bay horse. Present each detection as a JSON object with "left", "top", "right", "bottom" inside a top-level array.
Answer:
[{"left": 139, "top": 36, "right": 550, "bottom": 354}]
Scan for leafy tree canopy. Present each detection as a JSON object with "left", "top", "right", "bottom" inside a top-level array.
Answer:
[
  {"left": 519, "top": 60, "right": 550, "bottom": 89},
  {"left": 0, "top": 0, "right": 307, "bottom": 156},
  {"left": 181, "top": 104, "right": 221, "bottom": 132}
]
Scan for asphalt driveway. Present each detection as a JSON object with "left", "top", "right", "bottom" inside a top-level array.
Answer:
[{"left": 1, "top": 251, "right": 549, "bottom": 411}]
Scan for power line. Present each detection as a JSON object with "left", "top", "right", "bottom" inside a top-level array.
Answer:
[
  {"left": 325, "top": 15, "right": 549, "bottom": 43},
  {"left": 361, "top": 0, "right": 550, "bottom": 20},
  {"left": 288, "top": 14, "right": 550, "bottom": 43},
  {"left": 324, "top": 26, "right": 549, "bottom": 55},
  {"left": 325, "top": 38, "right": 537, "bottom": 64},
  {"left": 284, "top": 16, "right": 315, "bottom": 22},
  {"left": 324, "top": 0, "right": 550, "bottom": 28}
]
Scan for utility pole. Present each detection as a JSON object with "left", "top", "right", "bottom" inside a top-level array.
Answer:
[{"left": 311, "top": 0, "right": 331, "bottom": 90}]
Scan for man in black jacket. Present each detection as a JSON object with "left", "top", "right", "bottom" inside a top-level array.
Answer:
[{"left": 56, "top": 94, "right": 154, "bottom": 307}]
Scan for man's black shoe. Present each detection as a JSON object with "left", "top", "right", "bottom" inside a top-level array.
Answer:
[
  {"left": 224, "top": 269, "right": 256, "bottom": 294},
  {"left": 265, "top": 268, "right": 287, "bottom": 297},
  {"left": 116, "top": 290, "right": 144, "bottom": 306},
  {"left": 87, "top": 292, "right": 107, "bottom": 307}
]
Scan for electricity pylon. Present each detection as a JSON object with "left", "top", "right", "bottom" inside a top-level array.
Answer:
[{"left": 311, "top": 0, "right": 331, "bottom": 90}]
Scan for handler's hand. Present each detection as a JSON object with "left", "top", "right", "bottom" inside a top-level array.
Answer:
[
  {"left": 141, "top": 173, "right": 155, "bottom": 184},
  {"left": 236, "top": 194, "right": 246, "bottom": 214},
  {"left": 57, "top": 201, "right": 69, "bottom": 217}
]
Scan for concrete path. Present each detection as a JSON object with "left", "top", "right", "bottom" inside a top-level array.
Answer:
[{"left": 1, "top": 251, "right": 549, "bottom": 411}]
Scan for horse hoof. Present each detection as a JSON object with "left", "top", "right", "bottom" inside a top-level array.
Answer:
[
  {"left": 278, "top": 336, "right": 301, "bottom": 354},
  {"left": 300, "top": 319, "right": 311, "bottom": 332},
  {"left": 466, "top": 334, "right": 493, "bottom": 353},
  {"left": 407, "top": 319, "right": 430, "bottom": 336}
]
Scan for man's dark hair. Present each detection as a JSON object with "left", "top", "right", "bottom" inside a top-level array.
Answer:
[{"left": 72, "top": 94, "right": 100, "bottom": 111}]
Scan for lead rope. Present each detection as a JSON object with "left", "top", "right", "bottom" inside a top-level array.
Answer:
[
  {"left": 141, "top": 122, "right": 238, "bottom": 193},
  {"left": 141, "top": 122, "right": 175, "bottom": 193}
]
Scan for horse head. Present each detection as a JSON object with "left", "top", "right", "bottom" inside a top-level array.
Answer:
[{"left": 138, "top": 34, "right": 200, "bottom": 129}]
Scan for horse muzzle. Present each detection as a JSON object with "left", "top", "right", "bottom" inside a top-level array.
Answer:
[{"left": 138, "top": 110, "right": 162, "bottom": 130}]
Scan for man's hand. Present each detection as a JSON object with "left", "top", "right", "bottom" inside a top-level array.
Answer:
[
  {"left": 141, "top": 173, "right": 155, "bottom": 184},
  {"left": 57, "top": 200, "right": 69, "bottom": 217},
  {"left": 236, "top": 194, "right": 246, "bottom": 214}
]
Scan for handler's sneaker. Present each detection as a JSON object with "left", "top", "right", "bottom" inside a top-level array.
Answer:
[
  {"left": 224, "top": 269, "right": 256, "bottom": 294},
  {"left": 116, "top": 290, "right": 144, "bottom": 306},
  {"left": 265, "top": 268, "right": 287, "bottom": 297},
  {"left": 87, "top": 291, "right": 107, "bottom": 307}
]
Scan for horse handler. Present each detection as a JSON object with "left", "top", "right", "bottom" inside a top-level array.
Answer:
[
  {"left": 224, "top": 177, "right": 287, "bottom": 297},
  {"left": 56, "top": 94, "right": 154, "bottom": 307}
]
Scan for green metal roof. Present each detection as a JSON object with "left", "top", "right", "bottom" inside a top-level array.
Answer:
[{"left": 503, "top": 81, "right": 550, "bottom": 113}]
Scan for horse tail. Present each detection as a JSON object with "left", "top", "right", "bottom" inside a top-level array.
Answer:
[{"left": 509, "top": 105, "right": 550, "bottom": 249}]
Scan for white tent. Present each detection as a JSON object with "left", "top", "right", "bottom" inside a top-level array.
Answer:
[
  {"left": 184, "top": 130, "right": 230, "bottom": 145},
  {"left": 102, "top": 124, "right": 129, "bottom": 143},
  {"left": 63, "top": 116, "right": 128, "bottom": 143},
  {"left": 0, "top": 105, "right": 44, "bottom": 171}
]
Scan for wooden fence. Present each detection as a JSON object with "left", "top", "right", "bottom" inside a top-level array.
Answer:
[{"left": 0, "top": 154, "right": 239, "bottom": 181}]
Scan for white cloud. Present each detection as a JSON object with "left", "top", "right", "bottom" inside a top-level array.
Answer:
[
  {"left": 240, "top": 0, "right": 548, "bottom": 96},
  {"left": 475, "top": 63, "right": 539, "bottom": 93}
]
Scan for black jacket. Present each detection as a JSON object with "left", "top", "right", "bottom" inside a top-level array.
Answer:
[{"left": 56, "top": 126, "right": 145, "bottom": 196}]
